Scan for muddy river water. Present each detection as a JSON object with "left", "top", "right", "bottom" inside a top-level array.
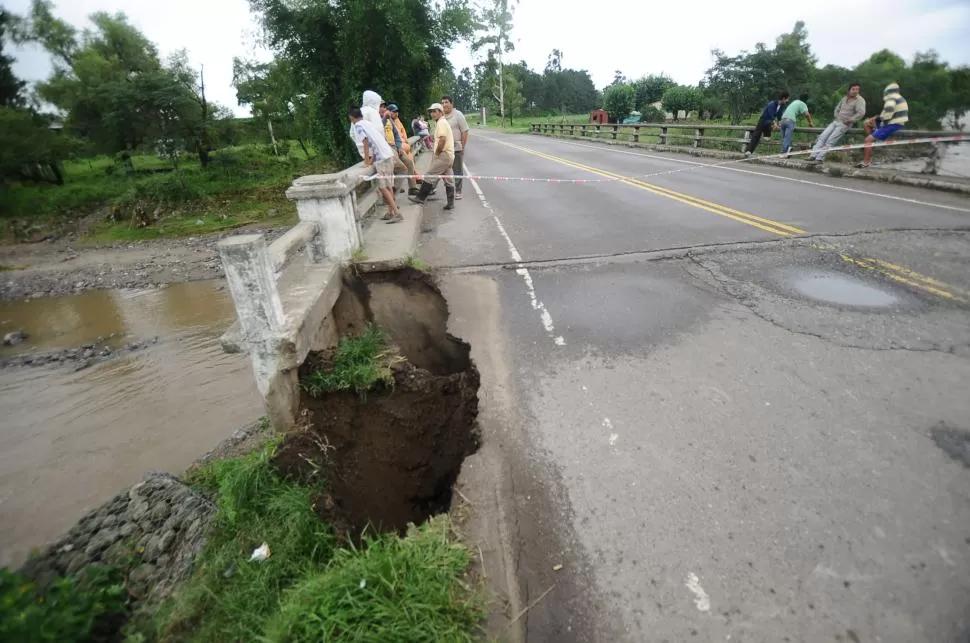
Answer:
[{"left": 0, "top": 281, "right": 262, "bottom": 567}]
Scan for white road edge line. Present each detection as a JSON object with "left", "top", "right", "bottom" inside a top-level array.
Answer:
[
  {"left": 498, "top": 135, "right": 970, "bottom": 215},
  {"left": 465, "top": 162, "right": 566, "bottom": 347}
]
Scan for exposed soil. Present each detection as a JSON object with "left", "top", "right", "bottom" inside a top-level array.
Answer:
[{"left": 272, "top": 269, "right": 481, "bottom": 535}]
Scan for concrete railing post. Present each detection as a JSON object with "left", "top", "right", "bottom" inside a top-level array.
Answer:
[
  {"left": 595, "top": 124, "right": 601, "bottom": 138},
  {"left": 611, "top": 124, "right": 618, "bottom": 140},
  {"left": 660, "top": 126, "right": 668, "bottom": 145},
  {"left": 694, "top": 128, "right": 704, "bottom": 148},
  {"left": 633, "top": 126, "right": 640, "bottom": 143},
  {"left": 217, "top": 234, "right": 294, "bottom": 427},
  {"left": 285, "top": 174, "right": 361, "bottom": 261},
  {"left": 219, "top": 235, "right": 285, "bottom": 351},
  {"left": 741, "top": 129, "right": 751, "bottom": 153}
]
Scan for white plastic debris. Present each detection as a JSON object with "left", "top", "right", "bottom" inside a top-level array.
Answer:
[
  {"left": 553, "top": 564, "right": 563, "bottom": 572},
  {"left": 359, "top": 579, "right": 367, "bottom": 589},
  {"left": 249, "top": 543, "right": 271, "bottom": 562}
]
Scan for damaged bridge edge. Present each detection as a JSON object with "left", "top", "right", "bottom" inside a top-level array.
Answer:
[{"left": 217, "top": 139, "right": 430, "bottom": 431}]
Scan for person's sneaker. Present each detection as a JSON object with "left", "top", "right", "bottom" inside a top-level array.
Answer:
[
  {"left": 455, "top": 191, "right": 463, "bottom": 200},
  {"left": 855, "top": 162, "right": 870, "bottom": 169},
  {"left": 744, "top": 151, "right": 752, "bottom": 157},
  {"left": 385, "top": 214, "right": 403, "bottom": 224},
  {"left": 408, "top": 188, "right": 419, "bottom": 196}
]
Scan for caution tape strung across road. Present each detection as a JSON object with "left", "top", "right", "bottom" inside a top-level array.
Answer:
[{"left": 364, "top": 134, "right": 967, "bottom": 184}]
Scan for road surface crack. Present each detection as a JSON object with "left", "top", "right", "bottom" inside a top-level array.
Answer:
[{"left": 685, "top": 254, "right": 969, "bottom": 356}]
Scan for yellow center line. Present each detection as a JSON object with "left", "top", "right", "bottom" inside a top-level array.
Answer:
[
  {"left": 492, "top": 138, "right": 801, "bottom": 237},
  {"left": 484, "top": 134, "right": 968, "bottom": 304}
]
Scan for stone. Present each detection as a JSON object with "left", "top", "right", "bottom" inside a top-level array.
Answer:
[
  {"left": 3, "top": 330, "right": 27, "bottom": 346},
  {"left": 82, "top": 349, "right": 95, "bottom": 359},
  {"left": 118, "top": 522, "right": 135, "bottom": 539},
  {"left": 156, "top": 530, "right": 176, "bottom": 556},
  {"left": 149, "top": 501, "right": 171, "bottom": 524}
]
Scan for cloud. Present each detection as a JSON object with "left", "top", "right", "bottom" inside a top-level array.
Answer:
[
  {"left": 450, "top": 0, "right": 970, "bottom": 89},
  {"left": 5, "top": 0, "right": 268, "bottom": 116},
  {"left": 5, "top": 0, "right": 969, "bottom": 119}
]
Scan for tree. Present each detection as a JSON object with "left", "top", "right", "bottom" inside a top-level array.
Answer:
[
  {"left": 503, "top": 66, "right": 525, "bottom": 125},
  {"left": 0, "top": 11, "right": 26, "bottom": 107},
  {"left": 609, "top": 70, "right": 626, "bottom": 87},
  {"left": 250, "top": 0, "right": 476, "bottom": 164},
  {"left": 632, "top": 74, "right": 674, "bottom": 111},
  {"left": 453, "top": 67, "right": 476, "bottom": 111},
  {"left": 546, "top": 48, "right": 562, "bottom": 73},
  {"left": 234, "top": 57, "right": 313, "bottom": 157},
  {"left": 661, "top": 85, "right": 701, "bottom": 121},
  {"left": 472, "top": 0, "right": 517, "bottom": 126},
  {"left": 602, "top": 83, "right": 635, "bottom": 122}
]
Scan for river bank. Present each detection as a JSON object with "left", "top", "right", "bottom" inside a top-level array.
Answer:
[{"left": 0, "top": 224, "right": 290, "bottom": 300}]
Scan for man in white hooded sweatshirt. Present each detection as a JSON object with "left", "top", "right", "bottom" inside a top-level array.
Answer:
[{"left": 360, "top": 90, "right": 384, "bottom": 131}]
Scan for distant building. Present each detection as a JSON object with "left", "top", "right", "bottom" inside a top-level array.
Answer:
[{"left": 589, "top": 109, "right": 608, "bottom": 124}]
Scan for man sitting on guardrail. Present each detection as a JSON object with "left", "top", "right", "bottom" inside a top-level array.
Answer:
[
  {"left": 348, "top": 106, "right": 404, "bottom": 224},
  {"left": 408, "top": 102, "right": 455, "bottom": 211},
  {"left": 856, "top": 82, "right": 909, "bottom": 169},
  {"left": 745, "top": 92, "right": 789, "bottom": 156},
  {"left": 780, "top": 93, "right": 815, "bottom": 157},
  {"left": 808, "top": 83, "right": 866, "bottom": 163}
]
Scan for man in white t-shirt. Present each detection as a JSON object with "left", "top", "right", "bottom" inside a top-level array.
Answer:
[{"left": 348, "top": 105, "right": 402, "bottom": 223}]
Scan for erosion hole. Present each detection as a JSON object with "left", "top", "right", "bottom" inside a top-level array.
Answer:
[{"left": 273, "top": 268, "right": 480, "bottom": 535}]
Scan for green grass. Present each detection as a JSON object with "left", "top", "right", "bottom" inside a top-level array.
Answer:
[
  {"left": 127, "top": 439, "right": 481, "bottom": 643},
  {"left": 0, "top": 143, "right": 333, "bottom": 243},
  {"left": 0, "top": 564, "right": 128, "bottom": 643},
  {"left": 264, "top": 518, "right": 482, "bottom": 642},
  {"left": 405, "top": 253, "right": 429, "bottom": 272},
  {"left": 302, "top": 325, "right": 395, "bottom": 397}
]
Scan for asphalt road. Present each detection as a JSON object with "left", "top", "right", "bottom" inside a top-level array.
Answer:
[{"left": 421, "top": 131, "right": 970, "bottom": 643}]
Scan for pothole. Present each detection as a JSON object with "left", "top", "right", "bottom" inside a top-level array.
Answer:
[
  {"left": 930, "top": 423, "right": 970, "bottom": 468},
  {"left": 272, "top": 268, "right": 480, "bottom": 535},
  {"left": 791, "top": 271, "right": 899, "bottom": 308}
]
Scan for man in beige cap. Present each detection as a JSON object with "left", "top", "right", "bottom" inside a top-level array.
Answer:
[{"left": 408, "top": 102, "right": 455, "bottom": 210}]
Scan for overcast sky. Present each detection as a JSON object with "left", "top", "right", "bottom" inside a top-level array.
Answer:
[{"left": 6, "top": 0, "right": 970, "bottom": 117}]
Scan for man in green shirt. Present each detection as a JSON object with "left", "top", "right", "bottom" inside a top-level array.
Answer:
[{"left": 779, "top": 93, "right": 814, "bottom": 156}]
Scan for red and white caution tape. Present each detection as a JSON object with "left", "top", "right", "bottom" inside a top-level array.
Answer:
[{"left": 364, "top": 134, "right": 967, "bottom": 184}]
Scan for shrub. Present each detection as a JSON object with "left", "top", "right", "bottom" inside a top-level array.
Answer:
[{"left": 0, "top": 565, "right": 128, "bottom": 643}]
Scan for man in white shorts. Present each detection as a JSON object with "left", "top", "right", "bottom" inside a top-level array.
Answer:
[{"left": 348, "top": 105, "right": 402, "bottom": 223}]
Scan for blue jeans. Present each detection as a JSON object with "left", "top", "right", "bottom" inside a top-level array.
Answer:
[
  {"left": 812, "top": 121, "right": 849, "bottom": 160},
  {"left": 780, "top": 119, "right": 796, "bottom": 154}
]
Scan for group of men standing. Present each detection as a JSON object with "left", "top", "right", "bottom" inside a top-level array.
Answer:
[
  {"left": 746, "top": 82, "right": 909, "bottom": 168},
  {"left": 347, "top": 90, "right": 469, "bottom": 224}
]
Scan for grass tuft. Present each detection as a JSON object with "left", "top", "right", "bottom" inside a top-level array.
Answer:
[
  {"left": 405, "top": 253, "right": 429, "bottom": 272},
  {"left": 264, "top": 516, "right": 483, "bottom": 643},
  {"left": 302, "top": 325, "right": 395, "bottom": 397}
]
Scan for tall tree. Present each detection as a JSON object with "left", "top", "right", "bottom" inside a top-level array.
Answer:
[
  {"left": 250, "top": 0, "right": 475, "bottom": 163},
  {"left": 472, "top": 0, "right": 517, "bottom": 126},
  {"left": 632, "top": 74, "right": 674, "bottom": 111},
  {"left": 0, "top": 11, "right": 26, "bottom": 107},
  {"left": 602, "top": 83, "right": 634, "bottom": 121}
]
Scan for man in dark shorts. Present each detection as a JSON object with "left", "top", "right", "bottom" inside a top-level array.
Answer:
[{"left": 857, "top": 82, "right": 908, "bottom": 169}]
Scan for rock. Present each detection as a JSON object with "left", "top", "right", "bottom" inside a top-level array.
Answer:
[
  {"left": 73, "top": 359, "right": 93, "bottom": 372},
  {"left": 3, "top": 330, "right": 27, "bottom": 346},
  {"left": 82, "top": 349, "right": 95, "bottom": 359},
  {"left": 101, "top": 347, "right": 111, "bottom": 356}
]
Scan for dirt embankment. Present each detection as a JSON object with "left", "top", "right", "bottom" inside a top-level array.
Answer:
[
  {"left": 0, "top": 225, "right": 289, "bottom": 300},
  {"left": 274, "top": 269, "right": 482, "bottom": 536}
]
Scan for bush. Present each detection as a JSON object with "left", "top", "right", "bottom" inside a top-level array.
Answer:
[
  {"left": 641, "top": 105, "right": 666, "bottom": 123},
  {"left": 0, "top": 565, "right": 128, "bottom": 643}
]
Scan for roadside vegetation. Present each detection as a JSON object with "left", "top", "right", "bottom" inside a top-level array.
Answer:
[
  {"left": 302, "top": 325, "right": 397, "bottom": 397},
  {"left": 1, "top": 440, "right": 483, "bottom": 642}
]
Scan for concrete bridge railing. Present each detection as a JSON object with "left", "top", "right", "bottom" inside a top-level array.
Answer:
[
  {"left": 532, "top": 122, "right": 961, "bottom": 173},
  {"left": 218, "top": 136, "right": 424, "bottom": 430}
]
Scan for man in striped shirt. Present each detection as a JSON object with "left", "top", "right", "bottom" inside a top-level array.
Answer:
[{"left": 857, "top": 82, "right": 908, "bottom": 168}]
